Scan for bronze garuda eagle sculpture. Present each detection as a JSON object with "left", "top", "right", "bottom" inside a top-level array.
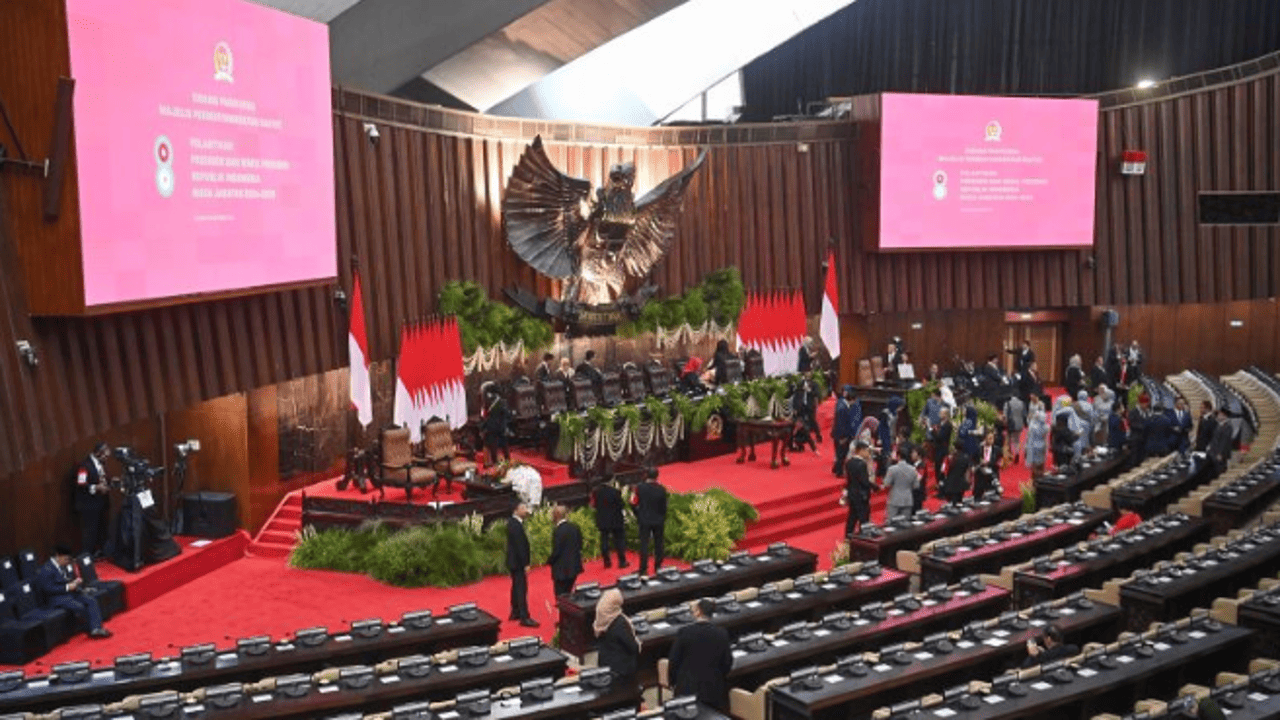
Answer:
[{"left": 503, "top": 135, "right": 707, "bottom": 307}]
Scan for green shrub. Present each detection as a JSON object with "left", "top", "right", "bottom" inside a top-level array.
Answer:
[
  {"left": 289, "top": 522, "right": 387, "bottom": 573},
  {"left": 366, "top": 524, "right": 492, "bottom": 588},
  {"left": 437, "top": 280, "right": 552, "bottom": 354},
  {"left": 1020, "top": 482, "right": 1036, "bottom": 514},
  {"left": 665, "top": 495, "right": 737, "bottom": 562}
]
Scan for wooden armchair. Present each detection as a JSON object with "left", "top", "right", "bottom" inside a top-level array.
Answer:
[
  {"left": 423, "top": 419, "right": 477, "bottom": 496},
  {"left": 378, "top": 426, "right": 436, "bottom": 500}
]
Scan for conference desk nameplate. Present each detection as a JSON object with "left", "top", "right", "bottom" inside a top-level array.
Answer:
[
  {"left": 849, "top": 498, "right": 1023, "bottom": 567},
  {"left": 557, "top": 546, "right": 818, "bottom": 657},
  {"left": 0, "top": 610, "right": 502, "bottom": 714}
]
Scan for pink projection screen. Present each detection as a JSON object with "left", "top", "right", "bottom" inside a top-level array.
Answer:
[
  {"left": 878, "top": 93, "right": 1099, "bottom": 251},
  {"left": 66, "top": 0, "right": 337, "bottom": 307}
]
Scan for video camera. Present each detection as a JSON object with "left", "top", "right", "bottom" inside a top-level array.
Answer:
[{"left": 112, "top": 446, "right": 164, "bottom": 493}]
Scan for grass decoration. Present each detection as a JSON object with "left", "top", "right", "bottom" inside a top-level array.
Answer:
[
  {"left": 437, "top": 280, "right": 554, "bottom": 354},
  {"left": 619, "top": 266, "right": 746, "bottom": 337},
  {"left": 1020, "top": 482, "right": 1037, "bottom": 514},
  {"left": 289, "top": 488, "right": 759, "bottom": 589},
  {"left": 906, "top": 381, "right": 941, "bottom": 446}
]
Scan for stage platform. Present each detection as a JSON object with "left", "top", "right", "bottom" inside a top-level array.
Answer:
[{"left": 95, "top": 532, "right": 250, "bottom": 609}]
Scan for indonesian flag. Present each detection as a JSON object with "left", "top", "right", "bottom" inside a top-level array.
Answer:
[
  {"left": 348, "top": 271, "right": 373, "bottom": 427},
  {"left": 819, "top": 250, "right": 840, "bottom": 359},
  {"left": 393, "top": 318, "right": 469, "bottom": 441},
  {"left": 737, "top": 290, "right": 807, "bottom": 376}
]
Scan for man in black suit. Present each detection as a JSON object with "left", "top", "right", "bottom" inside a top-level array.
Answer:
[
  {"left": 1089, "top": 355, "right": 1109, "bottom": 391},
  {"left": 668, "top": 598, "right": 733, "bottom": 713},
  {"left": 1170, "top": 397, "right": 1193, "bottom": 454},
  {"left": 535, "top": 353, "right": 555, "bottom": 383},
  {"left": 632, "top": 470, "right": 667, "bottom": 576},
  {"left": 1021, "top": 625, "right": 1077, "bottom": 668},
  {"left": 506, "top": 502, "right": 538, "bottom": 627},
  {"left": 481, "top": 384, "right": 512, "bottom": 465},
  {"left": 1019, "top": 361, "right": 1043, "bottom": 406},
  {"left": 1208, "top": 407, "right": 1235, "bottom": 476},
  {"left": 36, "top": 545, "right": 111, "bottom": 639},
  {"left": 843, "top": 441, "right": 872, "bottom": 537},
  {"left": 576, "top": 349, "right": 604, "bottom": 386},
  {"left": 1008, "top": 340, "right": 1035, "bottom": 377},
  {"left": 593, "top": 481, "right": 629, "bottom": 568},
  {"left": 548, "top": 504, "right": 583, "bottom": 597},
  {"left": 74, "top": 444, "right": 113, "bottom": 559},
  {"left": 1194, "top": 400, "right": 1218, "bottom": 453}
]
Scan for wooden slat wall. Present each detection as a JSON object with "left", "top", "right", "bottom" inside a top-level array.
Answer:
[{"left": 1, "top": 50, "right": 1279, "bottom": 553}]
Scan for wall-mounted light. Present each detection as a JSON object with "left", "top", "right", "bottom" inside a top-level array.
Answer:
[
  {"left": 175, "top": 439, "right": 201, "bottom": 457},
  {"left": 15, "top": 340, "right": 37, "bottom": 368},
  {"left": 796, "top": 143, "right": 810, "bottom": 153},
  {"left": 1229, "top": 319, "right": 1244, "bottom": 328},
  {"left": 1136, "top": 78, "right": 1157, "bottom": 90},
  {"left": 362, "top": 122, "right": 380, "bottom": 146},
  {"left": 910, "top": 323, "right": 923, "bottom": 331}
]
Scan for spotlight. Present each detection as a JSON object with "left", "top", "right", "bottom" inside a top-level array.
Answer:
[
  {"left": 363, "top": 122, "right": 380, "bottom": 145},
  {"left": 1136, "top": 78, "right": 1157, "bottom": 89},
  {"left": 175, "top": 439, "right": 201, "bottom": 456}
]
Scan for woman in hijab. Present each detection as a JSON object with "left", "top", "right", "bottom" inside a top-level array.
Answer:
[
  {"left": 1072, "top": 391, "right": 1094, "bottom": 458},
  {"left": 594, "top": 589, "right": 640, "bottom": 688},
  {"left": 707, "top": 339, "right": 735, "bottom": 386},
  {"left": 1024, "top": 402, "right": 1049, "bottom": 478}
]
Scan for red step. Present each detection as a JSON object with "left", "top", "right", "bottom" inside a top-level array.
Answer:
[
  {"left": 258, "top": 530, "right": 296, "bottom": 546},
  {"left": 247, "top": 542, "right": 294, "bottom": 560},
  {"left": 742, "top": 506, "right": 850, "bottom": 548},
  {"left": 748, "top": 492, "right": 841, "bottom": 534}
]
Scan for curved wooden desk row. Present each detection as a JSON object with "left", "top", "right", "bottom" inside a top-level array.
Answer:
[
  {"left": 0, "top": 604, "right": 501, "bottom": 715},
  {"left": 1033, "top": 450, "right": 1129, "bottom": 508},
  {"left": 1098, "top": 656, "right": 1280, "bottom": 720},
  {"left": 0, "top": 637, "right": 565, "bottom": 720},
  {"left": 729, "top": 590, "right": 1122, "bottom": 720},
  {"left": 859, "top": 611, "right": 1250, "bottom": 720},
  {"left": 849, "top": 496, "right": 1024, "bottom": 568},
  {"left": 1079, "top": 452, "right": 1208, "bottom": 518}
]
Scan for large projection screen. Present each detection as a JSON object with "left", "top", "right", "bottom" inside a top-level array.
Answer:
[
  {"left": 66, "top": 0, "right": 337, "bottom": 307},
  {"left": 878, "top": 93, "right": 1099, "bottom": 251}
]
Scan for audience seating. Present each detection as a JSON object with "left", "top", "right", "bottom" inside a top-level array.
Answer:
[
  {"left": 537, "top": 379, "right": 569, "bottom": 415},
  {"left": 0, "top": 587, "right": 54, "bottom": 664},
  {"left": 850, "top": 497, "right": 1025, "bottom": 567},
  {"left": 1101, "top": 656, "right": 1280, "bottom": 720}
]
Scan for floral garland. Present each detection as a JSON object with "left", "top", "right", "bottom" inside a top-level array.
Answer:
[
  {"left": 463, "top": 340, "right": 529, "bottom": 374},
  {"left": 653, "top": 320, "right": 736, "bottom": 350}
]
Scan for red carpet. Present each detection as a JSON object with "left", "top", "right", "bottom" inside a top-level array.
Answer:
[{"left": 6, "top": 397, "right": 1034, "bottom": 673}]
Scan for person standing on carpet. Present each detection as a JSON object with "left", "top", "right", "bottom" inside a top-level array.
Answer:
[
  {"left": 548, "top": 504, "right": 583, "bottom": 597},
  {"left": 632, "top": 469, "right": 668, "bottom": 576},
  {"left": 593, "top": 480, "right": 629, "bottom": 569},
  {"left": 482, "top": 383, "right": 513, "bottom": 465},
  {"left": 668, "top": 598, "right": 733, "bottom": 713},
  {"left": 506, "top": 502, "right": 538, "bottom": 627},
  {"left": 594, "top": 588, "right": 640, "bottom": 691},
  {"left": 832, "top": 385, "right": 858, "bottom": 477},
  {"left": 842, "top": 441, "right": 872, "bottom": 537},
  {"left": 883, "top": 450, "right": 919, "bottom": 521},
  {"left": 74, "top": 443, "right": 113, "bottom": 559},
  {"left": 942, "top": 443, "right": 972, "bottom": 505}
]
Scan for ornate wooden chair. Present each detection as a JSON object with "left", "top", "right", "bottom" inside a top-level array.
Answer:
[
  {"left": 422, "top": 418, "right": 477, "bottom": 496},
  {"left": 377, "top": 426, "right": 435, "bottom": 500}
]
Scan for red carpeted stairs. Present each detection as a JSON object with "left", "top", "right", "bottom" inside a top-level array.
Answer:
[
  {"left": 248, "top": 494, "right": 301, "bottom": 559},
  {"left": 740, "top": 480, "right": 845, "bottom": 548}
]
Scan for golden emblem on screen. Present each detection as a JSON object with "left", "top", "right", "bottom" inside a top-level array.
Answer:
[
  {"left": 984, "top": 120, "right": 1002, "bottom": 142},
  {"left": 213, "top": 41, "right": 234, "bottom": 83}
]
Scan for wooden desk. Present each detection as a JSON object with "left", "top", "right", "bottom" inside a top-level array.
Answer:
[
  {"left": 1012, "top": 515, "right": 1211, "bottom": 608},
  {"left": 767, "top": 597, "right": 1123, "bottom": 720},
  {"left": 1034, "top": 451, "right": 1127, "bottom": 508},
  {"left": 726, "top": 584, "right": 1011, "bottom": 691},
  {"left": 876, "top": 620, "right": 1253, "bottom": 720},
  {"left": 634, "top": 568, "right": 911, "bottom": 677},
  {"left": 1201, "top": 455, "right": 1280, "bottom": 535},
  {"left": 451, "top": 679, "right": 641, "bottom": 720},
  {"left": 1119, "top": 524, "right": 1280, "bottom": 631},
  {"left": 1109, "top": 455, "right": 1210, "bottom": 516},
  {"left": 735, "top": 419, "right": 794, "bottom": 469},
  {"left": 0, "top": 610, "right": 502, "bottom": 714},
  {"left": 919, "top": 506, "right": 1113, "bottom": 587},
  {"left": 557, "top": 547, "right": 818, "bottom": 657},
  {"left": 849, "top": 497, "right": 1024, "bottom": 567},
  {"left": 1237, "top": 585, "right": 1280, "bottom": 660}
]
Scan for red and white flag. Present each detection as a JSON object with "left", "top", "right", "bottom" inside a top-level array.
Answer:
[
  {"left": 737, "top": 290, "right": 807, "bottom": 376},
  {"left": 348, "top": 271, "right": 373, "bottom": 427},
  {"left": 393, "top": 318, "right": 469, "bottom": 440},
  {"left": 819, "top": 250, "right": 840, "bottom": 359}
]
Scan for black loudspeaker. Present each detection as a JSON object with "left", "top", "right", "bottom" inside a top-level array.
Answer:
[{"left": 181, "top": 492, "right": 238, "bottom": 538}]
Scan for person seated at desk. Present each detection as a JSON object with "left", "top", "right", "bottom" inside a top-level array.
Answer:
[
  {"left": 535, "top": 353, "right": 555, "bottom": 383},
  {"left": 707, "top": 339, "right": 735, "bottom": 385},
  {"left": 679, "top": 356, "right": 708, "bottom": 394},
  {"left": 594, "top": 589, "right": 640, "bottom": 692},
  {"left": 1022, "top": 624, "right": 1077, "bottom": 667},
  {"left": 36, "top": 545, "right": 112, "bottom": 639}
]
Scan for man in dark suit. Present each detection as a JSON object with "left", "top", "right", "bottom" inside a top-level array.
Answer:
[
  {"left": 1089, "top": 356, "right": 1109, "bottom": 391},
  {"left": 1128, "top": 394, "right": 1153, "bottom": 466},
  {"left": 1194, "top": 400, "right": 1218, "bottom": 453},
  {"left": 928, "top": 407, "right": 953, "bottom": 487},
  {"left": 1021, "top": 625, "right": 1077, "bottom": 668},
  {"left": 1008, "top": 340, "right": 1035, "bottom": 377},
  {"left": 843, "top": 441, "right": 872, "bottom": 537},
  {"left": 547, "top": 504, "right": 583, "bottom": 597},
  {"left": 668, "top": 598, "right": 733, "bottom": 713},
  {"left": 1169, "top": 397, "right": 1193, "bottom": 454},
  {"left": 576, "top": 349, "right": 604, "bottom": 388},
  {"left": 632, "top": 470, "right": 668, "bottom": 576},
  {"left": 1019, "top": 361, "right": 1043, "bottom": 405},
  {"left": 535, "top": 353, "right": 555, "bottom": 383},
  {"left": 481, "top": 384, "right": 512, "bottom": 465},
  {"left": 1208, "top": 408, "right": 1235, "bottom": 476},
  {"left": 832, "top": 385, "right": 856, "bottom": 476},
  {"left": 74, "top": 444, "right": 113, "bottom": 559},
  {"left": 506, "top": 502, "right": 538, "bottom": 627},
  {"left": 36, "top": 546, "right": 111, "bottom": 639},
  {"left": 593, "top": 481, "right": 629, "bottom": 568}
]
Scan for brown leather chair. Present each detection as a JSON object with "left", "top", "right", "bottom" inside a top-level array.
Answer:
[
  {"left": 378, "top": 426, "right": 435, "bottom": 500},
  {"left": 422, "top": 419, "right": 477, "bottom": 496},
  {"left": 857, "top": 358, "right": 875, "bottom": 387}
]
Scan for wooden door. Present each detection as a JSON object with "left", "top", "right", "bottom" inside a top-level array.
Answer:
[{"left": 1004, "top": 323, "right": 1063, "bottom": 384}]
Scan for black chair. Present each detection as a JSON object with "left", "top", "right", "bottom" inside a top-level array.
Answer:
[
  {"left": 16, "top": 550, "right": 39, "bottom": 584},
  {"left": 7, "top": 581, "right": 73, "bottom": 648},
  {"left": 74, "top": 555, "right": 125, "bottom": 620},
  {"left": 0, "top": 587, "right": 53, "bottom": 664},
  {"left": 0, "top": 556, "right": 18, "bottom": 589}
]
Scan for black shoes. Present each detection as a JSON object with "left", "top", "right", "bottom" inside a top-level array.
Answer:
[
  {"left": 519, "top": 618, "right": 540, "bottom": 628},
  {"left": 89, "top": 628, "right": 112, "bottom": 639}
]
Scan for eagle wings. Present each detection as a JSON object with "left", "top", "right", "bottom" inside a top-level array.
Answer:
[{"left": 503, "top": 135, "right": 707, "bottom": 306}]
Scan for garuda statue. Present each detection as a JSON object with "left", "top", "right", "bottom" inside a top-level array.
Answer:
[{"left": 503, "top": 135, "right": 706, "bottom": 308}]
